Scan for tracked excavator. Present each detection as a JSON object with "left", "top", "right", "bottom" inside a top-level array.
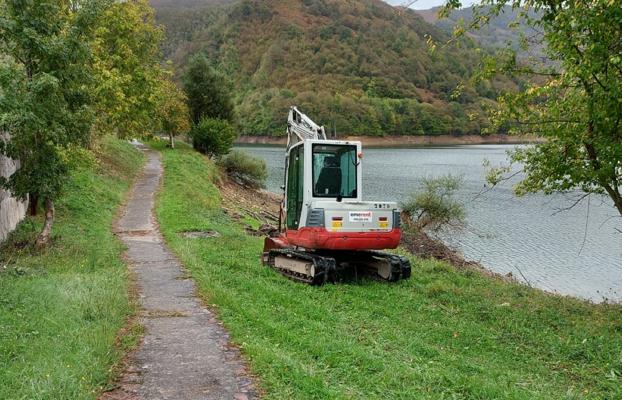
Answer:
[{"left": 262, "top": 106, "right": 411, "bottom": 284}]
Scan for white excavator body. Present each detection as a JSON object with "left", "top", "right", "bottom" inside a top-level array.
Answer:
[{"left": 262, "top": 106, "right": 411, "bottom": 284}]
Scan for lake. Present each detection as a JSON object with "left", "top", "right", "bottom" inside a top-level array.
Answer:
[{"left": 236, "top": 144, "right": 622, "bottom": 302}]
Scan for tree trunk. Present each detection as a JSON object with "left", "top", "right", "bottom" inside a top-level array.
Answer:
[
  {"left": 169, "top": 132, "right": 175, "bottom": 149},
  {"left": 29, "top": 193, "right": 39, "bottom": 216},
  {"left": 584, "top": 139, "right": 622, "bottom": 218},
  {"left": 604, "top": 186, "right": 622, "bottom": 218},
  {"left": 35, "top": 198, "right": 54, "bottom": 248}
]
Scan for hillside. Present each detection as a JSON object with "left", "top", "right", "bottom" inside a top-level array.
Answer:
[
  {"left": 153, "top": 0, "right": 519, "bottom": 136},
  {"left": 415, "top": 5, "right": 545, "bottom": 60}
]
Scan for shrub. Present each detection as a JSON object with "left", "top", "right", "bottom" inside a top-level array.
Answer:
[
  {"left": 190, "top": 118, "right": 237, "bottom": 157},
  {"left": 218, "top": 150, "right": 268, "bottom": 188},
  {"left": 401, "top": 174, "right": 466, "bottom": 232}
]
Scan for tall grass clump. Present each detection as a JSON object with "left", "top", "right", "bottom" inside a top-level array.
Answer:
[{"left": 218, "top": 150, "right": 267, "bottom": 189}]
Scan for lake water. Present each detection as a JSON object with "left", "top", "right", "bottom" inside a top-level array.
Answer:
[{"left": 236, "top": 145, "right": 622, "bottom": 302}]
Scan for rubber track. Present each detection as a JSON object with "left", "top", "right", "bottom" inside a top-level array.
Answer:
[
  {"left": 267, "top": 249, "right": 411, "bottom": 285},
  {"left": 267, "top": 249, "right": 336, "bottom": 285},
  {"left": 367, "top": 251, "right": 412, "bottom": 282}
]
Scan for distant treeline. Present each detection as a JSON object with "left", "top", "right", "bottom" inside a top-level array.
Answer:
[{"left": 236, "top": 89, "right": 498, "bottom": 136}]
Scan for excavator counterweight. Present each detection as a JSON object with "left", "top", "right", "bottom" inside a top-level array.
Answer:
[{"left": 262, "top": 106, "right": 411, "bottom": 284}]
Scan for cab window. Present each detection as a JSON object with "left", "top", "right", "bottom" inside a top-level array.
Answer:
[{"left": 312, "top": 144, "right": 357, "bottom": 198}]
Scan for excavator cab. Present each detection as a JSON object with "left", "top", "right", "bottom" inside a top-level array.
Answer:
[
  {"left": 285, "top": 141, "right": 361, "bottom": 230},
  {"left": 263, "top": 107, "right": 411, "bottom": 284}
]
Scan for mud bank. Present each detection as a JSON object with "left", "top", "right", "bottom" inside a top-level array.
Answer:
[{"left": 236, "top": 134, "right": 543, "bottom": 147}]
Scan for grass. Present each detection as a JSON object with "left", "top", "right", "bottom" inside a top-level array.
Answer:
[
  {"left": 0, "top": 137, "right": 144, "bottom": 400},
  {"left": 154, "top": 143, "right": 622, "bottom": 400}
]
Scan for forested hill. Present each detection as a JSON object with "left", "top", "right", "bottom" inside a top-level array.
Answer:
[
  {"left": 415, "top": 5, "right": 543, "bottom": 59},
  {"left": 152, "top": 0, "right": 518, "bottom": 136}
]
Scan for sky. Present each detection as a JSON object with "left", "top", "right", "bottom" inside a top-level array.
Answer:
[{"left": 383, "top": 0, "right": 478, "bottom": 10}]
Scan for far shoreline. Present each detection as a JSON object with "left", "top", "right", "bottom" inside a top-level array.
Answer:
[{"left": 235, "top": 134, "right": 544, "bottom": 148}]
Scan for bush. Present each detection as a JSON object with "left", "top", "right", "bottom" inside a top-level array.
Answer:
[
  {"left": 190, "top": 118, "right": 237, "bottom": 157},
  {"left": 401, "top": 175, "right": 466, "bottom": 232},
  {"left": 218, "top": 150, "right": 268, "bottom": 188}
]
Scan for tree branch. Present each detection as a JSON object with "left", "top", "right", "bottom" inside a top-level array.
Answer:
[{"left": 552, "top": 192, "right": 590, "bottom": 216}]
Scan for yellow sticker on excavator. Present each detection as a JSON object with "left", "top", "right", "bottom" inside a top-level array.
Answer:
[
  {"left": 331, "top": 221, "right": 342, "bottom": 230},
  {"left": 379, "top": 221, "right": 389, "bottom": 229}
]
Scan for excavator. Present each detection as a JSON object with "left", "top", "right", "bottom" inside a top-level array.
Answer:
[{"left": 262, "top": 106, "right": 411, "bottom": 284}]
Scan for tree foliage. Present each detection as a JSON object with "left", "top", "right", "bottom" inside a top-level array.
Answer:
[
  {"left": 157, "top": 75, "right": 190, "bottom": 148},
  {"left": 0, "top": 0, "right": 172, "bottom": 246},
  {"left": 190, "top": 118, "right": 237, "bottom": 158},
  {"left": 445, "top": 0, "right": 622, "bottom": 218},
  {"left": 182, "top": 54, "right": 235, "bottom": 124},
  {"left": 0, "top": 0, "right": 104, "bottom": 245},
  {"left": 91, "top": 0, "right": 166, "bottom": 138}
]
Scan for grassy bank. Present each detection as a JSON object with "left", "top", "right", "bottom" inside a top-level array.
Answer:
[
  {"left": 0, "top": 137, "right": 144, "bottom": 399},
  {"left": 154, "top": 143, "right": 622, "bottom": 400}
]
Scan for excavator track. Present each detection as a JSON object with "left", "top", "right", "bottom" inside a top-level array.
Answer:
[
  {"left": 335, "top": 251, "right": 411, "bottom": 282},
  {"left": 266, "top": 249, "right": 411, "bottom": 285},
  {"left": 267, "top": 249, "right": 337, "bottom": 285}
]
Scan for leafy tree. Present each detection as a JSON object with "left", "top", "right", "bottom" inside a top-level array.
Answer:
[
  {"left": 0, "top": 0, "right": 102, "bottom": 247},
  {"left": 190, "top": 118, "right": 237, "bottom": 158},
  {"left": 91, "top": 0, "right": 165, "bottom": 138},
  {"left": 182, "top": 54, "right": 234, "bottom": 124},
  {"left": 444, "top": 0, "right": 622, "bottom": 218},
  {"left": 157, "top": 75, "right": 190, "bottom": 148}
]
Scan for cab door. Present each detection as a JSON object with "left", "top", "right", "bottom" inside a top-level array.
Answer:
[{"left": 286, "top": 144, "right": 304, "bottom": 229}]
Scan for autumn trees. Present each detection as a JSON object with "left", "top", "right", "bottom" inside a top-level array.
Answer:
[{"left": 0, "top": 0, "right": 189, "bottom": 246}]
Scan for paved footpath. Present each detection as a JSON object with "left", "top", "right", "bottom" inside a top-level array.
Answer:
[{"left": 105, "top": 146, "right": 257, "bottom": 400}]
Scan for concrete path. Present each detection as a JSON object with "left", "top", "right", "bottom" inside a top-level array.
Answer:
[{"left": 106, "top": 147, "right": 257, "bottom": 400}]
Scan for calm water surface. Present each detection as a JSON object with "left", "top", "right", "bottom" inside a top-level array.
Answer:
[{"left": 237, "top": 145, "right": 622, "bottom": 302}]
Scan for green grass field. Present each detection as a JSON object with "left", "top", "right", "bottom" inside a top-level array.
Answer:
[
  {"left": 153, "top": 143, "right": 622, "bottom": 400},
  {"left": 0, "top": 137, "right": 144, "bottom": 399}
]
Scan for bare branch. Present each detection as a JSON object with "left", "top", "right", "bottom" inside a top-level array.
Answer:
[
  {"left": 470, "top": 170, "right": 522, "bottom": 202},
  {"left": 552, "top": 192, "right": 590, "bottom": 216},
  {"left": 513, "top": 264, "right": 532, "bottom": 287}
]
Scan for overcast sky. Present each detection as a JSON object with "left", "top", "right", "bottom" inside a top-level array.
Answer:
[{"left": 383, "top": 0, "right": 478, "bottom": 10}]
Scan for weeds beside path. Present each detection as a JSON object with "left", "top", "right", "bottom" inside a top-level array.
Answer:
[
  {"left": 154, "top": 142, "right": 622, "bottom": 400},
  {"left": 0, "top": 138, "right": 144, "bottom": 399}
]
